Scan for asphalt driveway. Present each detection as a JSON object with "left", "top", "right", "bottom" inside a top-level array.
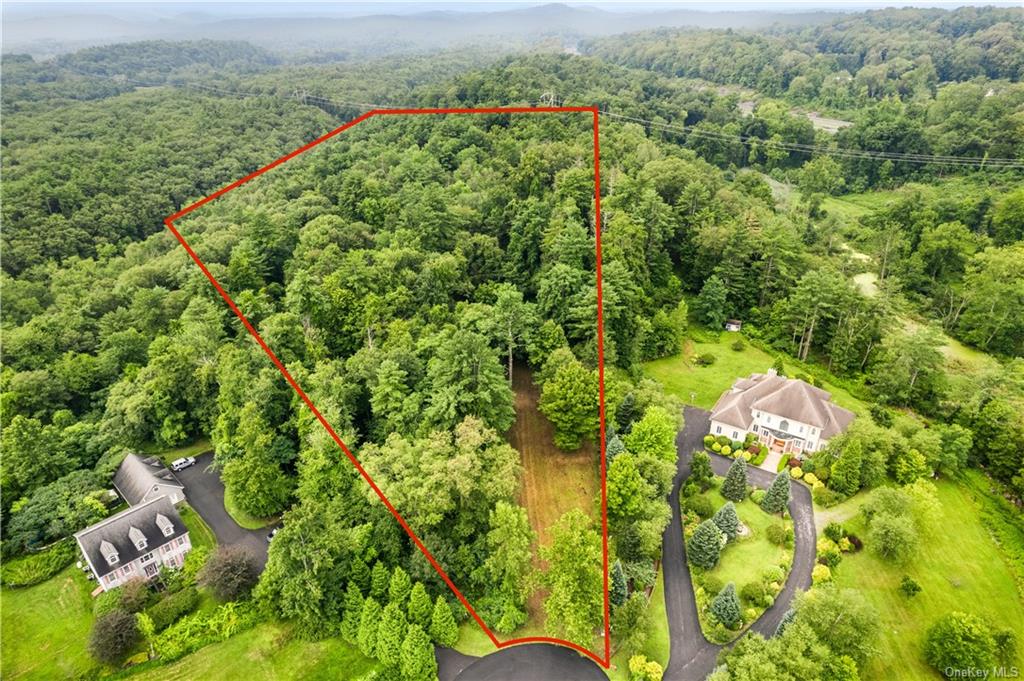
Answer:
[
  {"left": 447, "top": 644, "right": 605, "bottom": 681},
  {"left": 174, "top": 451, "right": 274, "bottom": 569}
]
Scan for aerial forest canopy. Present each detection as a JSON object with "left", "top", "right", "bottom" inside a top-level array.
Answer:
[{"left": 1, "top": 6, "right": 1023, "bottom": 676}]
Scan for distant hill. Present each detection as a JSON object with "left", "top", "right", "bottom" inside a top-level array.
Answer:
[{"left": 3, "top": 3, "right": 839, "bottom": 58}]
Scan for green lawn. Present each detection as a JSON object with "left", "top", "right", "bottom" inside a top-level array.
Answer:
[
  {"left": 143, "top": 438, "right": 212, "bottom": 465},
  {"left": 685, "top": 483, "right": 793, "bottom": 643},
  {"left": 178, "top": 504, "right": 216, "bottom": 552},
  {"left": 130, "top": 622, "right": 378, "bottom": 681},
  {"left": 224, "top": 487, "right": 276, "bottom": 530},
  {"left": 830, "top": 476, "right": 1024, "bottom": 680},
  {"left": 1, "top": 566, "right": 99, "bottom": 680},
  {"left": 643, "top": 331, "right": 869, "bottom": 417}
]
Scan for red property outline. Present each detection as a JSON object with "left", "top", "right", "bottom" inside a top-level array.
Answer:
[{"left": 163, "top": 106, "right": 610, "bottom": 667}]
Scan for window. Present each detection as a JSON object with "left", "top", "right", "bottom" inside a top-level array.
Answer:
[
  {"left": 176, "top": 536, "right": 185, "bottom": 547},
  {"left": 140, "top": 553, "right": 154, "bottom": 564},
  {"left": 121, "top": 564, "right": 134, "bottom": 577},
  {"left": 105, "top": 574, "right": 116, "bottom": 585},
  {"left": 732, "top": 431, "right": 738, "bottom": 439},
  {"left": 780, "top": 419, "right": 790, "bottom": 431},
  {"left": 144, "top": 563, "right": 159, "bottom": 577},
  {"left": 811, "top": 428, "right": 817, "bottom": 435},
  {"left": 766, "top": 416, "right": 772, "bottom": 423},
  {"left": 799, "top": 425, "right": 804, "bottom": 433},
  {"left": 715, "top": 425, "right": 722, "bottom": 434}
]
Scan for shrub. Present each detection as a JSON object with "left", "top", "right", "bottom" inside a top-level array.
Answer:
[
  {"left": 720, "top": 458, "right": 748, "bottom": 502},
  {"left": 721, "top": 446, "right": 732, "bottom": 456},
  {"left": 870, "top": 403, "right": 894, "bottom": 428},
  {"left": 847, "top": 534, "right": 863, "bottom": 552},
  {"left": 146, "top": 587, "right": 200, "bottom": 632},
  {"left": 94, "top": 588, "right": 125, "bottom": 618},
  {"left": 869, "top": 513, "right": 919, "bottom": 564},
  {"left": 790, "top": 467, "right": 803, "bottom": 479},
  {"left": 899, "top": 576, "right": 921, "bottom": 598},
  {"left": 712, "top": 502, "right": 740, "bottom": 542},
  {"left": 787, "top": 458, "right": 801, "bottom": 468},
  {"left": 695, "top": 353, "right": 717, "bottom": 366},
  {"left": 628, "top": 654, "right": 664, "bottom": 681},
  {"left": 89, "top": 609, "right": 140, "bottom": 666},
  {"left": 0, "top": 539, "right": 77, "bottom": 587},
  {"left": 812, "top": 564, "right": 832, "bottom": 584},
  {"left": 813, "top": 485, "right": 846, "bottom": 508},
  {"left": 716, "top": 435, "right": 731, "bottom": 446},
  {"left": 751, "top": 489, "right": 766, "bottom": 505},
  {"left": 838, "top": 537, "right": 853, "bottom": 552},
  {"left": 824, "top": 522, "right": 846, "bottom": 543},
  {"left": 711, "top": 442, "right": 722, "bottom": 452},
  {"left": 153, "top": 601, "right": 260, "bottom": 663},
  {"left": 700, "top": 574, "right": 724, "bottom": 597},
  {"left": 688, "top": 520, "right": 725, "bottom": 570},
  {"left": 119, "top": 578, "right": 153, "bottom": 613},
  {"left": 730, "top": 440, "right": 744, "bottom": 452},
  {"left": 685, "top": 495, "right": 715, "bottom": 519},
  {"left": 739, "top": 581, "right": 767, "bottom": 604},
  {"left": 710, "top": 583, "right": 742, "bottom": 629},
  {"left": 703, "top": 435, "right": 716, "bottom": 448},
  {"left": 818, "top": 546, "right": 843, "bottom": 569},
  {"left": 803, "top": 472, "right": 820, "bottom": 486},
  {"left": 925, "top": 612, "right": 996, "bottom": 675},
  {"left": 731, "top": 339, "right": 745, "bottom": 351},
  {"left": 761, "top": 470, "right": 791, "bottom": 515},
  {"left": 198, "top": 546, "right": 260, "bottom": 602},
  {"left": 766, "top": 523, "right": 792, "bottom": 547},
  {"left": 681, "top": 482, "right": 698, "bottom": 499}
]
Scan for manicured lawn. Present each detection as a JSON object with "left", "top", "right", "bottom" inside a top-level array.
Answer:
[
  {"left": 1, "top": 566, "right": 99, "bottom": 680},
  {"left": 143, "top": 438, "right": 212, "bottom": 465},
  {"left": 684, "top": 482, "right": 793, "bottom": 643},
  {"left": 130, "top": 622, "right": 378, "bottom": 681},
  {"left": 607, "top": 568, "right": 669, "bottom": 680},
  {"left": 223, "top": 487, "right": 276, "bottom": 530},
  {"left": 643, "top": 331, "right": 869, "bottom": 417},
  {"left": 830, "top": 476, "right": 1024, "bottom": 680},
  {"left": 178, "top": 504, "right": 216, "bottom": 552}
]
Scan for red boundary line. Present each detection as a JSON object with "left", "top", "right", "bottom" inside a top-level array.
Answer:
[{"left": 163, "top": 106, "right": 610, "bottom": 668}]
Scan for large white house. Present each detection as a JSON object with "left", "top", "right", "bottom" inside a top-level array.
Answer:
[
  {"left": 74, "top": 495, "right": 192, "bottom": 591},
  {"left": 709, "top": 369, "right": 855, "bottom": 455}
]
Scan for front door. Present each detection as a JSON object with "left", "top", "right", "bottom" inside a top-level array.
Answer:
[{"left": 772, "top": 438, "right": 785, "bottom": 452}]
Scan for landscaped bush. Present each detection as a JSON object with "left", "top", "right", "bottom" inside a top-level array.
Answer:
[
  {"left": 740, "top": 581, "right": 767, "bottom": 604},
  {"left": 710, "top": 583, "right": 741, "bottom": 629},
  {"left": 695, "top": 353, "right": 717, "bottom": 366},
  {"left": 716, "top": 435, "right": 731, "bottom": 446},
  {"left": 811, "top": 564, "right": 832, "bottom": 584},
  {"left": 847, "top": 534, "right": 863, "bottom": 552},
  {"left": 681, "top": 482, "right": 698, "bottom": 499},
  {"left": 0, "top": 539, "right": 77, "bottom": 587},
  {"left": 762, "top": 566, "right": 785, "bottom": 584},
  {"left": 824, "top": 522, "right": 846, "bottom": 543},
  {"left": 751, "top": 489, "right": 766, "bottom": 505},
  {"left": 766, "top": 523, "right": 793, "bottom": 547},
  {"left": 711, "top": 442, "right": 722, "bottom": 452},
  {"left": 790, "top": 467, "right": 803, "bottom": 479},
  {"left": 731, "top": 339, "right": 745, "bottom": 351},
  {"left": 787, "top": 458, "right": 801, "bottom": 468},
  {"left": 94, "top": 588, "right": 125, "bottom": 618},
  {"left": 924, "top": 612, "right": 997, "bottom": 676},
  {"left": 700, "top": 574, "right": 724, "bottom": 597},
  {"left": 730, "top": 440, "right": 744, "bottom": 452},
  {"left": 803, "top": 472, "right": 820, "bottom": 486},
  {"left": 153, "top": 601, "right": 261, "bottom": 663},
  {"left": 703, "top": 435, "right": 716, "bottom": 448},
  {"left": 838, "top": 537, "right": 853, "bottom": 552},
  {"left": 89, "top": 609, "right": 140, "bottom": 667},
  {"left": 813, "top": 485, "right": 847, "bottom": 508},
  {"left": 721, "top": 446, "right": 732, "bottom": 456},
  {"left": 899, "top": 576, "right": 921, "bottom": 598},
  {"left": 118, "top": 578, "right": 154, "bottom": 613},
  {"left": 817, "top": 540, "right": 843, "bottom": 569},
  {"left": 685, "top": 495, "right": 715, "bottom": 519},
  {"left": 146, "top": 586, "right": 200, "bottom": 632}
]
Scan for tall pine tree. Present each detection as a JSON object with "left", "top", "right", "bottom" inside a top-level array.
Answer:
[
  {"left": 388, "top": 565, "right": 412, "bottom": 608},
  {"left": 687, "top": 519, "right": 724, "bottom": 569},
  {"left": 610, "top": 560, "right": 628, "bottom": 607},
  {"left": 830, "top": 439, "right": 863, "bottom": 497},
  {"left": 376, "top": 602, "right": 408, "bottom": 669},
  {"left": 761, "top": 470, "right": 791, "bottom": 515},
  {"left": 341, "top": 581, "right": 364, "bottom": 645},
  {"left": 721, "top": 457, "right": 748, "bottom": 502},
  {"left": 711, "top": 502, "right": 740, "bottom": 541},
  {"left": 429, "top": 596, "right": 458, "bottom": 647},
  {"left": 407, "top": 582, "right": 432, "bottom": 629},
  {"left": 370, "top": 561, "right": 389, "bottom": 600},
  {"left": 357, "top": 597, "right": 382, "bottom": 659},
  {"left": 710, "top": 583, "right": 741, "bottom": 628},
  {"left": 401, "top": 624, "right": 438, "bottom": 681},
  {"left": 689, "top": 450, "right": 714, "bottom": 491}
]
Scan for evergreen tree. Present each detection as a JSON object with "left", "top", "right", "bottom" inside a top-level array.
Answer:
[
  {"left": 615, "top": 393, "right": 637, "bottom": 433},
  {"left": 710, "top": 582, "right": 742, "bottom": 628},
  {"left": 407, "top": 582, "right": 432, "bottom": 629},
  {"left": 610, "top": 560, "right": 628, "bottom": 607},
  {"left": 376, "top": 602, "right": 408, "bottom": 669},
  {"left": 389, "top": 565, "right": 412, "bottom": 607},
  {"left": 357, "top": 597, "right": 382, "bottom": 659},
  {"left": 694, "top": 275, "right": 729, "bottom": 329},
  {"left": 400, "top": 624, "right": 438, "bottom": 681},
  {"left": 429, "top": 595, "right": 458, "bottom": 647},
  {"left": 720, "top": 457, "right": 748, "bottom": 502},
  {"left": 772, "top": 357, "right": 786, "bottom": 376},
  {"left": 761, "top": 470, "right": 791, "bottom": 515},
  {"left": 687, "top": 519, "right": 724, "bottom": 569},
  {"left": 830, "top": 439, "right": 863, "bottom": 497},
  {"left": 689, "top": 450, "right": 714, "bottom": 491},
  {"left": 341, "top": 581, "right": 364, "bottom": 645},
  {"left": 606, "top": 434, "right": 626, "bottom": 463},
  {"left": 775, "top": 608, "right": 797, "bottom": 636},
  {"left": 350, "top": 558, "right": 371, "bottom": 594},
  {"left": 371, "top": 561, "right": 389, "bottom": 600},
  {"left": 711, "top": 502, "right": 740, "bottom": 542}
]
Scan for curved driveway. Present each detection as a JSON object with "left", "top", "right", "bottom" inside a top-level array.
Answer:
[
  {"left": 437, "top": 406, "right": 815, "bottom": 681},
  {"left": 662, "top": 407, "right": 815, "bottom": 680}
]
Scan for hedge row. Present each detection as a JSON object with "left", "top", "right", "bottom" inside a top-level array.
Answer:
[
  {"left": 0, "top": 539, "right": 77, "bottom": 587},
  {"left": 146, "top": 586, "right": 200, "bottom": 632}
]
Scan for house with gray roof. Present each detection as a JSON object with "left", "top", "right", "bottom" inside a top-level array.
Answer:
[
  {"left": 709, "top": 368, "right": 855, "bottom": 456},
  {"left": 74, "top": 495, "right": 192, "bottom": 591},
  {"left": 113, "top": 453, "right": 185, "bottom": 506}
]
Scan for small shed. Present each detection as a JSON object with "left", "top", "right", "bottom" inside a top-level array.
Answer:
[{"left": 725, "top": 319, "right": 743, "bottom": 332}]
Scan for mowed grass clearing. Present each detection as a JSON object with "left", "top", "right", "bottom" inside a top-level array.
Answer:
[
  {"left": 643, "top": 331, "right": 869, "bottom": 417},
  {"left": 131, "top": 622, "right": 378, "bottom": 681},
  {"left": 1, "top": 566, "right": 99, "bottom": 681},
  {"left": 607, "top": 568, "right": 670, "bottom": 680},
  {"left": 829, "top": 476, "right": 1024, "bottom": 680}
]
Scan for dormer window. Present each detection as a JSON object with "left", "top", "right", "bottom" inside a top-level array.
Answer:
[
  {"left": 129, "top": 526, "right": 147, "bottom": 550},
  {"left": 155, "top": 513, "right": 175, "bottom": 538},
  {"left": 100, "top": 540, "right": 119, "bottom": 566},
  {"left": 780, "top": 420, "right": 790, "bottom": 431}
]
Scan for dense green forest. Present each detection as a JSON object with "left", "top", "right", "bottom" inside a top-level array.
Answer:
[{"left": 2, "top": 6, "right": 1023, "bottom": 680}]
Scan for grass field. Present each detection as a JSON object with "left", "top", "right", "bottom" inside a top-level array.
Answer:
[
  {"left": 509, "top": 365, "right": 599, "bottom": 635},
  {"left": 144, "top": 438, "right": 212, "bottom": 465},
  {"left": 827, "top": 476, "right": 1024, "bottom": 680},
  {"left": 685, "top": 482, "right": 793, "bottom": 642},
  {"left": 1, "top": 566, "right": 99, "bottom": 680},
  {"left": 643, "top": 331, "right": 869, "bottom": 417},
  {"left": 179, "top": 503, "right": 216, "bottom": 552},
  {"left": 130, "top": 622, "right": 378, "bottom": 681}
]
